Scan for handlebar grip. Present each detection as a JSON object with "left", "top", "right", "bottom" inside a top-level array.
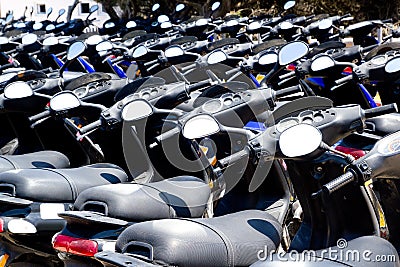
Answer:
[
  {"left": 306, "top": 15, "right": 315, "bottom": 21},
  {"left": 340, "top": 13, "right": 352, "bottom": 20},
  {"left": 225, "top": 67, "right": 241, "bottom": 76},
  {"left": 219, "top": 147, "right": 250, "bottom": 168},
  {"left": 28, "top": 110, "right": 51, "bottom": 122},
  {"left": 382, "top": 19, "right": 393, "bottom": 23},
  {"left": 79, "top": 120, "right": 102, "bottom": 134},
  {"left": 334, "top": 74, "right": 353, "bottom": 85},
  {"left": 275, "top": 85, "right": 301, "bottom": 98},
  {"left": 279, "top": 71, "right": 296, "bottom": 80},
  {"left": 312, "top": 171, "right": 355, "bottom": 198},
  {"left": 155, "top": 126, "right": 180, "bottom": 143},
  {"left": 364, "top": 103, "right": 398, "bottom": 119},
  {"left": 360, "top": 44, "right": 378, "bottom": 53}
]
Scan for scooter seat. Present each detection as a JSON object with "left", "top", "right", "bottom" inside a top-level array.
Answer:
[
  {"left": 74, "top": 176, "right": 211, "bottom": 221},
  {"left": 0, "top": 163, "right": 128, "bottom": 202},
  {"left": 251, "top": 235, "right": 399, "bottom": 266},
  {"left": 366, "top": 113, "right": 400, "bottom": 137},
  {"left": 0, "top": 150, "right": 69, "bottom": 172},
  {"left": 116, "top": 210, "right": 282, "bottom": 267}
]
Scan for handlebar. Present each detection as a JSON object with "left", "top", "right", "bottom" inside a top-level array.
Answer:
[
  {"left": 154, "top": 126, "right": 180, "bottom": 144},
  {"left": 225, "top": 67, "right": 241, "bottom": 76},
  {"left": 279, "top": 71, "right": 296, "bottom": 80},
  {"left": 364, "top": 103, "right": 398, "bottom": 119},
  {"left": 187, "top": 80, "right": 211, "bottom": 93},
  {"left": 79, "top": 119, "right": 102, "bottom": 134},
  {"left": 311, "top": 171, "right": 355, "bottom": 198},
  {"left": 334, "top": 74, "right": 353, "bottom": 85},
  {"left": 275, "top": 85, "right": 302, "bottom": 98},
  {"left": 28, "top": 110, "right": 51, "bottom": 122},
  {"left": 219, "top": 147, "right": 250, "bottom": 168}
]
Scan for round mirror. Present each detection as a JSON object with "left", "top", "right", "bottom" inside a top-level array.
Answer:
[
  {"left": 152, "top": 3, "right": 160, "bottom": 12},
  {"left": 5, "top": 14, "right": 13, "bottom": 24},
  {"left": 43, "top": 36, "right": 58, "bottom": 46},
  {"left": 47, "top": 7, "right": 53, "bottom": 16},
  {"left": 67, "top": 41, "right": 86, "bottom": 61},
  {"left": 176, "top": 3, "right": 185, "bottom": 12},
  {"left": 284, "top": 0, "right": 296, "bottom": 10},
  {"left": 0, "top": 37, "right": 8, "bottom": 45},
  {"left": 90, "top": 5, "right": 99, "bottom": 13},
  {"left": 207, "top": 50, "right": 227, "bottom": 64},
  {"left": 45, "top": 24, "right": 55, "bottom": 31},
  {"left": 104, "top": 21, "right": 115, "bottom": 29},
  {"left": 195, "top": 18, "right": 208, "bottom": 27},
  {"left": 278, "top": 41, "right": 308, "bottom": 65},
  {"left": 122, "top": 99, "right": 154, "bottom": 121},
  {"left": 58, "top": 8, "right": 66, "bottom": 16},
  {"left": 157, "top": 15, "right": 169, "bottom": 23},
  {"left": 258, "top": 52, "right": 278, "bottom": 65},
  {"left": 226, "top": 20, "right": 239, "bottom": 27},
  {"left": 14, "top": 22, "right": 26, "bottom": 28},
  {"left": 32, "top": 22, "right": 43, "bottom": 31},
  {"left": 211, "top": 2, "right": 221, "bottom": 11},
  {"left": 183, "top": 114, "right": 220, "bottom": 139},
  {"left": 96, "top": 41, "right": 113, "bottom": 52},
  {"left": 4, "top": 81, "right": 33, "bottom": 99},
  {"left": 160, "top": 21, "right": 172, "bottom": 29},
  {"left": 132, "top": 45, "right": 148, "bottom": 58},
  {"left": 318, "top": 19, "right": 332, "bottom": 30},
  {"left": 385, "top": 57, "right": 400, "bottom": 74},
  {"left": 280, "top": 21, "right": 293, "bottom": 30},
  {"left": 248, "top": 21, "right": 261, "bottom": 30},
  {"left": 86, "top": 34, "right": 103, "bottom": 46},
  {"left": 50, "top": 92, "right": 81, "bottom": 111},
  {"left": 21, "top": 33, "right": 38, "bottom": 45},
  {"left": 126, "top": 21, "right": 137, "bottom": 28},
  {"left": 165, "top": 45, "right": 184, "bottom": 58},
  {"left": 311, "top": 55, "right": 335, "bottom": 72},
  {"left": 279, "top": 124, "right": 322, "bottom": 157}
]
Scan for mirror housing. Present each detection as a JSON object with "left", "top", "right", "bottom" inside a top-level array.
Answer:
[
  {"left": 279, "top": 124, "right": 322, "bottom": 157},
  {"left": 50, "top": 91, "right": 81, "bottom": 111},
  {"left": 183, "top": 114, "right": 220, "bottom": 139},
  {"left": 122, "top": 99, "right": 154, "bottom": 121},
  {"left": 311, "top": 55, "right": 335, "bottom": 72},
  {"left": 278, "top": 41, "right": 308, "bottom": 66},
  {"left": 165, "top": 45, "right": 185, "bottom": 58},
  {"left": 207, "top": 50, "right": 228, "bottom": 65},
  {"left": 4, "top": 81, "right": 33, "bottom": 99},
  {"left": 385, "top": 57, "right": 400, "bottom": 74}
]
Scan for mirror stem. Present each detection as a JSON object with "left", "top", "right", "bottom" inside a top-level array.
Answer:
[{"left": 319, "top": 142, "right": 355, "bottom": 163}]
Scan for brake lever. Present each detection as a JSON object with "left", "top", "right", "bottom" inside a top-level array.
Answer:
[{"left": 76, "top": 128, "right": 98, "bottom": 141}]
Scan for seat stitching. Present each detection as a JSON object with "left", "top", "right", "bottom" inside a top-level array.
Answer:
[{"left": 172, "top": 217, "right": 235, "bottom": 266}]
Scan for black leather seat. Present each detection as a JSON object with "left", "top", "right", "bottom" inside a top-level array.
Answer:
[
  {"left": 74, "top": 176, "right": 211, "bottom": 221},
  {"left": 0, "top": 150, "right": 69, "bottom": 172},
  {"left": 251, "top": 236, "right": 400, "bottom": 267},
  {"left": 0, "top": 163, "right": 128, "bottom": 202},
  {"left": 115, "top": 210, "right": 282, "bottom": 267},
  {"left": 366, "top": 113, "right": 400, "bottom": 137}
]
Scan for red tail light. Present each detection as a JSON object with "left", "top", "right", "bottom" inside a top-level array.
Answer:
[
  {"left": 343, "top": 67, "right": 353, "bottom": 74},
  {"left": 286, "top": 64, "right": 296, "bottom": 71},
  {"left": 53, "top": 234, "right": 98, "bottom": 257},
  {"left": 0, "top": 218, "right": 4, "bottom": 233},
  {"left": 335, "top": 146, "right": 366, "bottom": 159}
]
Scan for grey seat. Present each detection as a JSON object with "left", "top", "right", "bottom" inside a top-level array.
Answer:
[
  {"left": 0, "top": 150, "right": 69, "bottom": 172},
  {"left": 251, "top": 235, "right": 400, "bottom": 267},
  {"left": 115, "top": 210, "right": 282, "bottom": 267},
  {"left": 0, "top": 163, "right": 128, "bottom": 202},
  {"left": 74, "top": 176, "right": 211, "bottom": 221}
]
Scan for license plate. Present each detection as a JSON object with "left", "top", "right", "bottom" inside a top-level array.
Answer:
[{"left": 40, "top": 203, "right": 65, "bottom": 219}]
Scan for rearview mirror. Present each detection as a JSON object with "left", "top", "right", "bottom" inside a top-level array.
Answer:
[
  {"left": 45, "top": 24, "right": 55, "bottom": 31},
  {"left": 258, "top": 52, "right": 278, "bottom": 65},
  {"left": 132, "top": 45, "right": 148, "bottom": 58},
  {"left": 43, "top": 36, "right": 58, "bottom": 46},
  {"left": 58, "top": 8, "right": 65, "bottom": 16},
  {"left": 226, "top": 20, "right": 239, "bottom": 27},
  {"left": 311, "top": 55, "right": 335, "bottom": 72},
  {"left": 122, "top": 99, "right": 154, "bottom": 121},
  {"left": 126, "top": 21, "right": 137, "bottom": 29},
  {"left": 86, "top": 34, "right": 103, "bottom": 46},
  {"left": 176, "top": 4, "right": 185, "bottom": 12},
  {"left": 278, "top": 41, "right": 308, "bottom": 65},
  {"left": 5, "top": 14, "right": 13, "bottom": 24},
  {"left": 385, "top": 57, "right": 400, "bottom": 74},
  {"left": 165, "top": 45, "right": 184, "bottom": 58},
  {"left": 22, "top": 33, "right": 38, "bottom": 45},
  {"left": 126, "top": 63, "right": 138, "bottom": 80},
  {"left": 50, "top": 91, "right": 81, "bottom": 111},
  {"left": 279, "top": 124, "right": 322, "bottom": 157},
  {"left": 47, "top": 7, "right": 53, "bottom": 18},
  {"left": 195, "top": 18, "right": 208, "bottom": 27},
  {"left": 248, "top": 21, "right": 262, "bottom": 30},
  {"left": 96, "top": 41, "right": 113, "bottom": 52},
  {"left": 157, "top": 15, "right": 169, "bottom": 23},
  {"left": 90, "top": 5, "right": 99, "bottom": 13},
  {"left": 183, "top": 114, "right": 220, "bottom": 139},
  {"left": 152, "top": 3, "right": 160, "bottom": 12},
  {"left": 284, "top": 0, "right": 296, "bottom": 10},
  {"left": 318, "top": 19, "right": 332, "bottom": 30},
  {"left": 207, "top": 50, "right": 227, "bottom": 64},
  {"left": 67, "top": 41, "right": 86, "bottom": 61},
  {"left": 32, "top": 22, "right": 43, "bottom": 31},
  {"left": 160, "top": 21, "right": 172, "bottom": 29},
  {"left": 4, "top": 81, "right": 33, "bottom": 99},
  {"left": 211, "top": 2, "right": 221, "bottom": 11}
]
